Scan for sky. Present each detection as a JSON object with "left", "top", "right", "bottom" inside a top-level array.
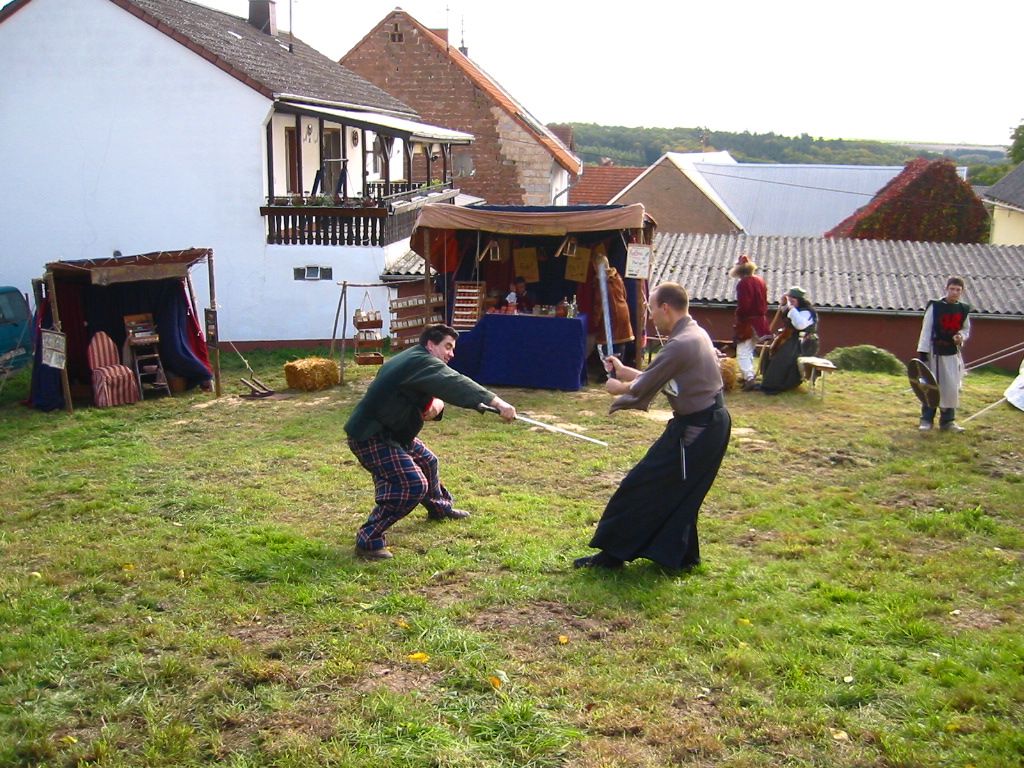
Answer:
[{"left": 196, "top": 0, "right": 1020, "bottom": 148}]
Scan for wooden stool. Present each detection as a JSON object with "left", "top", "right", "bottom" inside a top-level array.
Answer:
[{"left": 797, "top": 356, "right": 837, "bottom": 400}]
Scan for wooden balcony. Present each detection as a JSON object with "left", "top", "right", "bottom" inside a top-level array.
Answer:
[{"left": 260, "top": 187, "right": 459, "bottom": 247}]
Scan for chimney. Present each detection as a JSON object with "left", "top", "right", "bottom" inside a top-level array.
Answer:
[
  {"left": 249, "top": 0, "right": 278, "bottom": 36},
  {"left": 430, "top": 28, "right": 448, "bottom": 43}
]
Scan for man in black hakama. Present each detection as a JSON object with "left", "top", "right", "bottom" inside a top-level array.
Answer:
[{"left": 575, "top": 282, "right": 731, "bottom": 571}]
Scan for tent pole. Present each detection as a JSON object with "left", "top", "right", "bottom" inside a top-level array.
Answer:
[
  {"left": 330, "top": 281, "right": 345, "bottom": 358},
  {"left": 423, "top": 235, "right": 432, "bottom": 330},
  {"left": 207, "top": 251, "right": 221, "bottom": 398},
  {"left": 45, "top": 271, "right": 74, "bottom": 413},
  {"left": 337, "top": 283, "right": 348, "bottom": 384}
]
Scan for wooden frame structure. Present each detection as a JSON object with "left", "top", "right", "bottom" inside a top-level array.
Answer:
[{"left": 33, "top": 248, "right": 220, "bottom": 413}]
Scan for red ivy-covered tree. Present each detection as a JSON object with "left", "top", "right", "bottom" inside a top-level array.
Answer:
[{"left": 825, "top": 158, "right": 988, "bottom": 243}]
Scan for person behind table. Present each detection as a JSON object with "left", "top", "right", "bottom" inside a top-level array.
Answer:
[
  {"left": 916, "top": 276, "right": 971, "bottom": 432},
  {"left": 344, "top": 323, "right": 517, "bottom": 560},
  {"left": 505, "top": 276, "right": 537, "bottom": 313},
  {"left": 574, "top": 282, "right": 731, "bottom": 571},
  {"left": 729, "top": 254, "right": 771, "bottom": 390},
  {"left": 759, "top": 286, "right": 819, "bottom": 395}
]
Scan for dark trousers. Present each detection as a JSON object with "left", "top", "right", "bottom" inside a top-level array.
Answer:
[
  {"left": 921, "top": 406, "right": 955, "bottom": 425},
  {"left": 590, "top": 402, "right": 731, "bottom": 570}
]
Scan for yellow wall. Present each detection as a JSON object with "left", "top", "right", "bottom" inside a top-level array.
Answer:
[{"left": 990, "top": 206, "right": 1024, "bottom": 245}]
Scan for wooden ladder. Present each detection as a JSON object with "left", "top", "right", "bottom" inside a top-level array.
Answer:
[{"left": 451, "top": 282, "right": 486, "bottom": 330}]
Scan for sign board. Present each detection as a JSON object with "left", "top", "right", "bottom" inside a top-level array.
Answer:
[
  {"left": 625, "top": 244, "right": 653, "bottom": 279},
  {"left": 205, "top": 308, "right": 219, "bottom": 348},
  {"left": 41, "top": 330, "right": 66, "bottom": 369},
  {"left": 512, "top": 247, "right": 540, "bottom": 283},
  {"left": 565, "top": 246, "right": 590, "bottom": 283}
]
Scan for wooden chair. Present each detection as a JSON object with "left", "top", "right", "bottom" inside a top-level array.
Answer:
[{"left": 86, "top": 331, "right": 140, "bottom": 407}]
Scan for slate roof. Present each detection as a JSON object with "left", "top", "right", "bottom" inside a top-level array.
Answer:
[
  {"left": 652, "top": 232, "right": 1024, "bottom": 317},
  {"left": 569, "top": 166, "right": 646, "bottom": 205},
  {"left": 0, "top": 0, "right": 416, "bottom": 116},
  {"left": 984, "top": 163, "right": 1024, "bottom": 211}
]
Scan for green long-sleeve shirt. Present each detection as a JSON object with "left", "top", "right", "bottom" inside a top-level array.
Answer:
[{"left": 344, "top": 345, "right": 496, "bottom": 447}]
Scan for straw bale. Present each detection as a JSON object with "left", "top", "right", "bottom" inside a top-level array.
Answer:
[
  {"left": 284, "top": 357, "right": 340, "bottom": 391},
  {"left": 719, "top": 356, "right": 740, "bottom": 392}
]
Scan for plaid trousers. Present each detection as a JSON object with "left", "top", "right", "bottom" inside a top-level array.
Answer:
[{"left": 348, "top": 436, "right": 454, "bottom": 550}]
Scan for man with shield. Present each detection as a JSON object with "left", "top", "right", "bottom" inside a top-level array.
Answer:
[{"left": 915, "top": 276, "right": 971, "bottom": 432}]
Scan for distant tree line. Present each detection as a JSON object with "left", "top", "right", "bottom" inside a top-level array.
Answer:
[{"left": 566, "top": 123, "right": 1021, "bottom": 185}]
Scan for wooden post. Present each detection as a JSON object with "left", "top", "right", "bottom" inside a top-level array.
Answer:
[
  {"left": 333, "top": 282, "right": 347, "bottom": 384},
  {"left": 207, "top": 251, "right": 221, "bottom": 397},
  {"left": 44, "top": 271, "right": 74, "bottom": 413}
]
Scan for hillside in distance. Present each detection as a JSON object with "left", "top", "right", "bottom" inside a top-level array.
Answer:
[{"left": 567, "top": 123, "right": 1009, "bottom": 169}]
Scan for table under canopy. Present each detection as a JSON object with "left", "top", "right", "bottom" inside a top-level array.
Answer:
[{"left": 450, "top": 313, "right": 588, "bottom": 390}]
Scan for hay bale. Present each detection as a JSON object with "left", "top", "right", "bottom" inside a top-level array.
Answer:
[
  {"left": 284, "top": 357, "right": 340, "bottom": 391},
  {"left": 719, "top": 356, "right": 740, "bottom": 392}
]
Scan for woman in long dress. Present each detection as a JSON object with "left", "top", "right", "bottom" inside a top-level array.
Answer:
[{"left": 760, "top": 287, "right": 818, "bottom": 394}]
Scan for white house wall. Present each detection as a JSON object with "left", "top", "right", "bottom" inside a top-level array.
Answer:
[{"left": 0, "top": 0, "right": 387, "bottom": 343}]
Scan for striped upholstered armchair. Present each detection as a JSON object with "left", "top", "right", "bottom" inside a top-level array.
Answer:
[{"left": 86, "top": 331, "right": 140, "bottom": 407}]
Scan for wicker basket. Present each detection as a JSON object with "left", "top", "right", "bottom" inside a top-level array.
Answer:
[{"left": 354, "top": 352, "right": 384, "bottom": 366}]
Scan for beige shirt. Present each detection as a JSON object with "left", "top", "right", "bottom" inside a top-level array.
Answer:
[{"left": 610, "top": 316, "right": 723, "bottom": 416}]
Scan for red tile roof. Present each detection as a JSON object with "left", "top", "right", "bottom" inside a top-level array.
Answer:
[{"left": 569, "top": 166, "right": 646, "bottom": 205}]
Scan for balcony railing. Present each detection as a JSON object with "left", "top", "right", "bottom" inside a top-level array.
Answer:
[{"left": 260, "top": 187, "right": 459, "bottom": 247}]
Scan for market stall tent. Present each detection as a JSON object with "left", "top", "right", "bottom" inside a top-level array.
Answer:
[
  {"left": 29, "top": 248, "right": 219, "bottom": 412},
  {"left": 409, "top": 204, "right": 656, "bottom": 381}
]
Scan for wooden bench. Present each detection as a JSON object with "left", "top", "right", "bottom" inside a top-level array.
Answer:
[{"left": 797, "top": 356, "right": 838, "bottom": 399}]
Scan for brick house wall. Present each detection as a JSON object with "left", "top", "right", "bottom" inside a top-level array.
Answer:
[
  {"left": 615, "top": 161, "right": 741, "bottom": 234},
  {"left": 341, "top": 10, "right": 573, "bottom": 206}
]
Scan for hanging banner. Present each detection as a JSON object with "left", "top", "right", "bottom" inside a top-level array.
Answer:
[
  {"left": 625, "top": 244, "right": 653, "bottom": 279},
  {"left": 41, "top": 330, "right": 66, "bottom": 370},
  {"left": 512, "top": 247, "right": 540, "bottom": 283},
  {"left": 565, "top": 246, "right": 590, "bottom": 283}
]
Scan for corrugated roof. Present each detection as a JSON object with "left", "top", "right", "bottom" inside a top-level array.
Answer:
[
  {"left": 652, "top": 233, "right": 1024, "bottom": 317},
  {"left": 569, "top": 166, "right": 646, "bottom": 205},
  {"left": 690, "top": 163, "right": 911, "bottom": 237},
  {"left": 7, "top": 0, "right": 418, "bottom": 116},
  {"left": 985, "top": 163, "right": 1024, "bottom": 210}
]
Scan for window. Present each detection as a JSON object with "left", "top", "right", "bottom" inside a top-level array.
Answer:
[
  {"left": 293, "top": 267, "right": 333, "bottom": 281},
  {"left": 285, "top": 127, "right": 300, "bottom": 194},
  {"left": 0, "top": 288, "right": 29, "bottom": 324},
  {"left": 322, "top": 128, "right": 342, "bottom": 195},
  {"left": 390, "top": 23, "right": 403, "bottom": 42}
]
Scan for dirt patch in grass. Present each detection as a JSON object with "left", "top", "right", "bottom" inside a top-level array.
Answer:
[
  {"left": 638, "top": 408, "right": 673, "bottom": 423},
  {"left": 354, "top": 662, "right": 445, "bottom": 695},
  {"left": 946, "top": 607, "right": 1007, "bottom": 632},
  {"left": 464, "top": 600, "right": 636, "bottom": 643}
]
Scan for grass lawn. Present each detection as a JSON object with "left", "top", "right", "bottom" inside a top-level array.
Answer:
[{"left": 1, "top": 350, "right": 1022, "bottom": 767}]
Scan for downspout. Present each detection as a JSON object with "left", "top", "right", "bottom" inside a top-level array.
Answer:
[{"left": 552, "top": 165, "right": 582, "bottom": 204}]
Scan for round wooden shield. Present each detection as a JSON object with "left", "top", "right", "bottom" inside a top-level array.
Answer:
[{"left": 907, "top": 358, "right": 939, "bottom": 408}]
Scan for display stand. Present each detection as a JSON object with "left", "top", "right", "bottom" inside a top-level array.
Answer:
[
  {"left": 451, "top": 281, "right": 486, "bottom": 330},
  {"left": 389, "top": 290, "right": 445, "bottom": 350},
  {"left": 353, "top": 294, "right": 384, "bottom": 365}
]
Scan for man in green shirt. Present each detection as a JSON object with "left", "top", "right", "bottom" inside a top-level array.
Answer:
[{"left": 345, "top": 324, "right": 516, "bottom": 560}]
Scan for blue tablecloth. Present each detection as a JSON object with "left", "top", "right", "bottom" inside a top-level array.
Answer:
[{"left": 451, "top": 313, "right": 588, "bottom": 390}]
